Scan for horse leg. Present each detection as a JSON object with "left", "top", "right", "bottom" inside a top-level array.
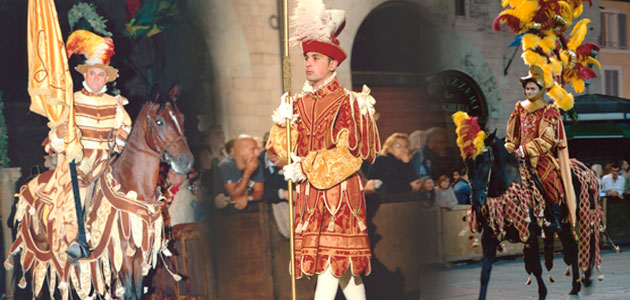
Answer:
[
  {"left": 523, "top": 229, "right": 546, "bottom": 300},
  {"left": 132, "top": 250, "right": 145, "bottom": 300},
  {"left": 581, "top": 230, "right": 597, "bottom": 296},
  {"left": 542, "top": 227, "right": 555, "bottom": 282},
  {"left": 558, "top": 223, "right": 580, "bottom": 296},
  {"left": 478, "top": 229, "right": 498, "bottom": 300}
]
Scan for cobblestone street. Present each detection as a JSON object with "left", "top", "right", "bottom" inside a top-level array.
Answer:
[{"left": 421, "top": 246, "right": 630, "bottom": 300}]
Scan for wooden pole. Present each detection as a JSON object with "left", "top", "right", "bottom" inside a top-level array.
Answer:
[{"left": 281, "top": 0, "right": 297, "bottom": 299}]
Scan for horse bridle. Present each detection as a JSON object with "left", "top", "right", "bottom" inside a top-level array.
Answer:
[
  {"left": 146, "top": 107, "right": 188, "bottom": 163},
  {"left": 471, "top": 147, "right": 494, "bottom": 204}
]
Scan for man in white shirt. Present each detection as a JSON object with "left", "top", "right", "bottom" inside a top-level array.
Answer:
[{"left": 602, "top": 164, "right": 626, "bottom": 200}]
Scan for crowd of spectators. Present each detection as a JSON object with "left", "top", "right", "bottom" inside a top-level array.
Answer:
[
  {"left": 591, "top": 160, "right": 630, "bottom": 200},
  {"left": 157, "top": 125, "right": 475, "bottom": 232}
]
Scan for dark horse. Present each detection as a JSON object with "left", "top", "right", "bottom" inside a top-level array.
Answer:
[
  {"left": 7, "top": 96, "right": 193, "bottom": 300},
  {"left": 464, "top": 131, "right": 603, "bottom": 300}
]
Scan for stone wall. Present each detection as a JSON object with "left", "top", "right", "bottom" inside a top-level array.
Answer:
[{"left": 195, "top": 0, "right": 604, "bottom": 140}]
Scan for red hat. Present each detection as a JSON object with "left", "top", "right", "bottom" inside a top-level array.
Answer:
[{"left": 290, "top": 0, "right": 347, "bottom": 65}]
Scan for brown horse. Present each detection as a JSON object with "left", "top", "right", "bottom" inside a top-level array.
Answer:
[{"left": 7, "top": 97, "right": 193, "bottom": 300}]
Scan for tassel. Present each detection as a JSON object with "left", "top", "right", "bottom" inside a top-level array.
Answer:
[
  {"left": 327, "top": 219, "right": 335, "bottom": 232},
  {"left": 295, "top": 222, "right": 303, "bottom": 234},
  {"left": 4, "top": 257, "right": 13, "bottom": 270},
  {"left": 18, "top": 276, "right": 27, "bottom": 289},
  {"left": 302, "top": 220, "right": 310, "bottom": 232},
  {"left": 58, "top": 281, "right": 68, "bottom": 290},
  {"left": 597, "top": 272, "right": 604, "bottom": 281},
  {"left": 358, "top": 221, "right": 367, "bottom": 232}
]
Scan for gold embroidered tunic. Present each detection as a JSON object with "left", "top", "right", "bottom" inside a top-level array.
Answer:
[{"left": 267, "top": 77, "right": 379, "bottom": 278}]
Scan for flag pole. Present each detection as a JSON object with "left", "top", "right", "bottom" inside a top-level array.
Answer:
[{"left": 281, "top": 0, "right": 297, "bottom": 299}]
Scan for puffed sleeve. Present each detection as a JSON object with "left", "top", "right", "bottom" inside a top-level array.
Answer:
[
  {"left": 114, "top": 96, "right": 132, "bottom": 153},
  {"left": 504, "top": 102, "right": 521, "bottom": 153},
  {"left": 523, "top": 105, "right": 561, "bottom": 167},
  {"left": 299, "top": 129, "right": 363, "bottom": 189}
]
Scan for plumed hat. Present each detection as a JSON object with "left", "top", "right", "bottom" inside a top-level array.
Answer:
[
  {"left": 66, "top": 30, "right": 118, "bottom": 82},
  {"left": 289, "top": 0, "right": 347, "bottom": 64}
]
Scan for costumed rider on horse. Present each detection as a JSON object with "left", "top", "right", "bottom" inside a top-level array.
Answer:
[
  {"left": 43, "top": 30, "right": 132, "bottom": 264},
  {"left": 504, "top": 65, "right": 576, "bottom": 231}
]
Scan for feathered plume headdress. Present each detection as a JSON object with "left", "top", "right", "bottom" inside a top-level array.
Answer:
[
  {"left": 493, "top": 0, "right": 599, "bottom": 111},
  {"left": 66, "top": 29, "right": 118, "bottom": 82},
  {"left": 453, "top": 112, "right": 486, "bottom": 159},
  {"left": 289, "top": 0, "right": 347, "bottom": 64}
]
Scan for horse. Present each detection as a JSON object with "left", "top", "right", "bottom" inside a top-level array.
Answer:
[
  {"left": 458, "top": 126, "right": 604, "bottom": 300},
  {"left": 6, "top": 96, "right": 193, "bottom": 300}
]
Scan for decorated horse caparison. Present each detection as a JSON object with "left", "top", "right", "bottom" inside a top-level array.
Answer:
[
  {"left": 453, "top": 112, "right": 605, "bottom": 300},
  {"left": 6, "top": 98, "right": 193, "bottom": 300}
]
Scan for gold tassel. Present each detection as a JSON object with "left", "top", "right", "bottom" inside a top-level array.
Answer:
[{"left": 327, "top": 218, "right": 335, "bottom": 232}]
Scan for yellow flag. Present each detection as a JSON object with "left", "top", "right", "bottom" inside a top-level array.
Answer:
[{"left": 27, "top": 0, "right": 82, "bottom": 162}]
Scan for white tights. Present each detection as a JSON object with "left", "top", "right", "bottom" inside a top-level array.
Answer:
[{"left": 314, "top": 267, "right": 366, "bottom": 300}]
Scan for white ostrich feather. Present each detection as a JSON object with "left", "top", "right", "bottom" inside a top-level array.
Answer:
[{"left": 290, "top": 0, "right": 345, "bottom": 45}]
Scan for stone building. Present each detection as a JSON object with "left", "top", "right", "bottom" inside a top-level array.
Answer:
[{"left": 192, "top": 0, "right": 602, "bottom": 142}]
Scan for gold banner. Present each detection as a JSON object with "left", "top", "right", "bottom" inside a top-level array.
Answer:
[{"left": 28, "top": 0, "right": 82, "bottom": 162}]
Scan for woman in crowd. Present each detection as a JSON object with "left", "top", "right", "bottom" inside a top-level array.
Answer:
[
  {"left": 435, "top": 175, "right": 457, "bottom": 209},
  {"left": 366, "top": 133, "right": 423, "bottom": 194}
]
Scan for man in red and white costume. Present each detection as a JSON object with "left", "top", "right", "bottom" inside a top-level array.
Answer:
[{"left": 266, "top": 1, "right": 380, "bottom": 299}]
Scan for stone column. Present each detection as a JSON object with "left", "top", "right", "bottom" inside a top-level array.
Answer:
[{"left": 0, "top": 167, "right": 21, "bottom": 300}]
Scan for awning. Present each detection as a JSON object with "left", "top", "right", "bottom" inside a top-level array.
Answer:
[
  {"left": 572, "top": 93, "right": 630, "bottom": 121},
  {"left": 565, "top": 123, "right": 630, "bottom": 139}
]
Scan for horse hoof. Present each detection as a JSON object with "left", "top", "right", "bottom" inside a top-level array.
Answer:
[
  {"left": 583, "top": 284, "right": 593, "bottom": 296},
  {"left": 525, "top": 276, "right": 532, "bottom": 285},
  {"left": 564, "top": 266, "right": 570, "bottom": 277}
]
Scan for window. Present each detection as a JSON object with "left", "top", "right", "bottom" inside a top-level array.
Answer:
[
  {"left": 600, "top": 12, "right": 628, "bottom": 49},
  {"left": 455, "top": 0, "right": 465, "bottom": 16},
  {"left": 602, "top": 67, "right": 621, "bottom": 97}
]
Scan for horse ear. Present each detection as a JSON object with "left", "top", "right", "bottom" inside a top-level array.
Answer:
[{"left": 484, "top": 129, "right": 497, "bottom": 146}]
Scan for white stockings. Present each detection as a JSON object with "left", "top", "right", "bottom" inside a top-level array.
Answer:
[{"left": 314, "top": 267, "right": 366, "bottom": 300}]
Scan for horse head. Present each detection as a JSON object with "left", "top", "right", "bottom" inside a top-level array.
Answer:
[
  {"left": 452, "top": 111, "right": 496, "bottom": 207},
  {"left": 142, "top": 96, "right": 194, "bottom": 174}
]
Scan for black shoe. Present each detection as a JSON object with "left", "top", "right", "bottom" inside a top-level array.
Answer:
[{"left": 66, "top": 242, "right": 92, "bottom": 266}]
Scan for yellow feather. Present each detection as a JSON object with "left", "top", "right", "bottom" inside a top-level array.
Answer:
[
  {"left": 452, "top": 111, "right": 469, "bottom": 127},
  {"left": 522, "top": 50, "right": 546, "bottom": 66},
  {"left": 473, "top": 131, "right": 487, "bottom": 158},
  {"left": 549, "top": 57, "right": 563, "bottom": 75},
  {"left": 572, "top": 78, "right": 585, "bottom": 93},
  {"left": 540, "top": 36, "right": 556, "bottom": 53},
  {"left": 573, "top": 3, "right": 583, "bottom": 18},
  {"left": 587, "top": 57, "right": 601, "bottom": 69},
  {"left": 541, "top": 64, "right": 554, "bottom": 88},
  {"left": 511, "top": 0, "right": 539, "bottom": 21},
  {"left": 568, "top": 19, "right": 590, "bottom": 50},
  {"left": 522, "top": 33, "right": 541, "bottom": 50},
  {"left": 548, "top": 83, "right": 574, "bottom": 111}
]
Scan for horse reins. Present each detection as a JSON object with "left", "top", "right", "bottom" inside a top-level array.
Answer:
[{"left": 146, "top": 108, "right": 188, "bottom": 163}]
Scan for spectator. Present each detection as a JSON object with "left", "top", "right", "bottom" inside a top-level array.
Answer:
[
  {"left": 452, "top": 169, "right": 471, "bottom": 205},
  {"left": 366, "top": 133, "right": 422, "bottom": 194},
  {"left": 591, "top": 164, "right": 605, "bottom": 197},
  {"left": 422, "top": 127, "right": 459, "bottom": 180},
  {"left": 199, "top": 125, "right": 226, "bottom": 168},
  {"left": 260, "top": 148, "right": 291, "bottom": 239},
  {"left": 435, "top": 175, "right": 457, "bottom": 209},
  {"left": 620, "top": 160, "right": 629, "bottom": 179},
  {"left": 219, "top": 135, "right": 264, "bottom": 210},
  {"left": 409, "top": 130, "right": 428, "bottom": 178},
  {"left": 225, "top": 139, "right": 235, "bottom": 156},
  {"left": 165, "top": 167, "right": 196, "bottom": 226},
  {"left": 418, "top": 177, "right": 436, "bottom": 207},
  {"left": 602, "top": 163, "right": 625, "bottom": 200}
]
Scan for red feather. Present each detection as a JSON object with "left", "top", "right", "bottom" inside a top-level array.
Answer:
[
  {"left": 493, "top": 15, "right": 522, "bottom": 33},
  {"left": 578, "top": 67, "right": 597, "bottom": 80},
  {"left": 576, "top": 42, "right": 599, "bottom": 59}
]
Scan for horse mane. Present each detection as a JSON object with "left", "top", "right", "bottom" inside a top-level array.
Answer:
[{"left": 487, "top": 136, "right": 520, "bottom": 198}]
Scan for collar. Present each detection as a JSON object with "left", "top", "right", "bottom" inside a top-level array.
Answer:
[
  {"left": 82, "top": 81, "right": 107, "bottom": 96},
  {"left": 301, "top": 72, "right": 341, "bottom": 98},
  {"left": 520, "top": 98, "right": 548, "bottom": 112}
]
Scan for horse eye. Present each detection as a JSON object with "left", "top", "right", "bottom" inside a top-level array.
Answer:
[{"left": 156, "top": 119, "right": 164, "bottom": 126}]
